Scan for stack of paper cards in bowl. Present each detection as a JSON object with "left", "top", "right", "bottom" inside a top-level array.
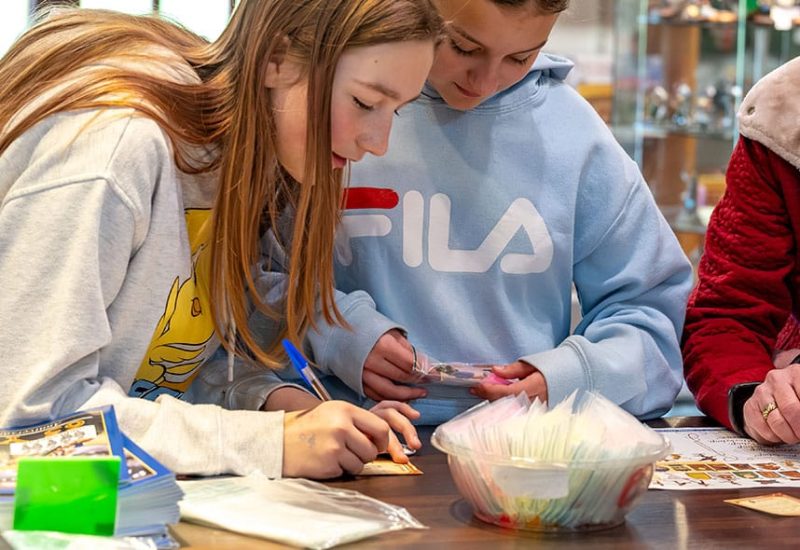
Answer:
[{"left": 431, "top": 391, "right": 670, "bottom": 532}]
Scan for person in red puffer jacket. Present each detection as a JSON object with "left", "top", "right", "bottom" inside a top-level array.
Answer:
[{"left": 683, "top": 56, "right": 800, "bottom": 445}]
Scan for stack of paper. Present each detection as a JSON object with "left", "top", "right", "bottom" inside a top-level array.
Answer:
[{"left": 0, "top": 407, "right": 182, "bottom": 542}]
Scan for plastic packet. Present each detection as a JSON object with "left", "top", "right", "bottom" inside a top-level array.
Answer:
[
  {"left": 411, "top": 351, "right": 512, "bottom": 387},
  {"left": 435, "top": 394, "right": 531, "bottom": 453},
  {"left": 178, "top": 474, "right": 425, "bottom": 549},
  {"left": 0, "top": 530, "right": 158, "bottom": 550}
]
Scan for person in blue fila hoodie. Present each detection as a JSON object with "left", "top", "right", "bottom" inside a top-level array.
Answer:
[{"left": 268, "top": 0, "right": 694, "bottom": 424}]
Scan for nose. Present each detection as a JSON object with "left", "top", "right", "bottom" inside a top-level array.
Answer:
[
  {"left": 357, "top": 117, "right": 391, "bottom": 158},
  {"left": 468, "top": 59, "right": 500, "bottom": 96}
]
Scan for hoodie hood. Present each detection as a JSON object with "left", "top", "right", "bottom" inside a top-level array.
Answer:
[{"left": 421, "top": 52, "right": 574, "bottom": 113}]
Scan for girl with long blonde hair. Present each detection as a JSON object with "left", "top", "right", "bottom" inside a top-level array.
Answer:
[{"left": 0, "top": 0, "right": 440, "bottom": 479}]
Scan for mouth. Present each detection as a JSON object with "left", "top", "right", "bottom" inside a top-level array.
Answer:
[
  {"left": 332, "top": 152, "right": 348, "bottom": 169},
  {"left": 454, "top": 83, "right": 482, "bottom": 99}
]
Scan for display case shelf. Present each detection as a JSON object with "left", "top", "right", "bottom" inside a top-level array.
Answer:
[
  {"left": 637, "top": 121, "right": 736, "bottom": 141},
  {"left": 613, "top": 0, "right": 800, "bottom": 254}
]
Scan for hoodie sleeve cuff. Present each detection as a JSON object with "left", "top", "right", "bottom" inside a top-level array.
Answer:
[
  {"left": 307, "top": 292, "right": 405, "bottom": 396},
  {"left": 519, "top": 343, "right": 587, "bottom": 407},
  {"left": 219, "top": 408, "right": 284, "bottom": 479},
  {"left": 185, "top": 354, "right": 308, "bottom": 411}
]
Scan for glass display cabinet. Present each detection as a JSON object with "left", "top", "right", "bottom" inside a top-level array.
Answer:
[{"left": 612, "top": 0, "right": 800, "bottom": 263}]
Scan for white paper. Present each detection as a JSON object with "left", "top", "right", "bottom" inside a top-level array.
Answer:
[
  {"left": 651, "top": 428, "right": 800, "bottom": 490},
  {"left": 491, "top": 463, "right": 569, "bottom": 498}
]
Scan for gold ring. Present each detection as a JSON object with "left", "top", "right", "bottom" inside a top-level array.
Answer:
[{"left": 762, "top": 401, "right": 778, "bottom": 421}]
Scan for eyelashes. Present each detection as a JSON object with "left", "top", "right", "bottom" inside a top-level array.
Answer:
[
  {"left": 447, "top": 37, "right": 532, "bottom": 66},
  {"left": 448, "top": 37, "right": 477, "bottom": 57},
  {"left": 353, "top": 96, "right": 374, "bottom": 111},
  {"left": 353, "top": 97, "right": 400, "bottom": 117}
]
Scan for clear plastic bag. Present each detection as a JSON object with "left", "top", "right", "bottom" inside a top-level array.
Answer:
[
  {"left": 0, "top": 531, "right": 160, "bottom": 550},
  {"left": 410, "top": 351, "right": 511, "bottom": 387},
  {"left": 178, "top": 475, "right": 425, "bottom": 549}
]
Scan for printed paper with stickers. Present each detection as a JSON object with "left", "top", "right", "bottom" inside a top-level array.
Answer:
[{"left": 651, "top": 428, "right": 800, "bottom": 490}]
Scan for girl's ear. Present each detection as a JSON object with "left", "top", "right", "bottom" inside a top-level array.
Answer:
[{"left": 264, "top": 36, "right": 298, "bottom": 89}]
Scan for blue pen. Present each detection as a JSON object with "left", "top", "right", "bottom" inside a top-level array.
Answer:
[
  {"left": 282, "top": 339, "right": 332, "bottom": 401},
  {"left": 281, "top": 339, "right": 417, "bottom": 456}
]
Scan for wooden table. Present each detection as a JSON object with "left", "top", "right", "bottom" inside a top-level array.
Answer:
[{"left": 173, "top": 417, "right": 800, "bottom": 549}]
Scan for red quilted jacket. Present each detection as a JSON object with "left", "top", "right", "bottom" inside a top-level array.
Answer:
[{"left": 683, "top": 137, "right": 800, "bottom": 429}]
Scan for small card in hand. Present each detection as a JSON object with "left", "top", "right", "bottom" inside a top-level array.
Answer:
[
  {"left": 413, "top": 361, "right": 513, "bottom": 387},
  {"left": 359, "top": 459, "right": 423, "bottom": 476},
  {"left": 725, "top": 493, "right": 800, "bottom": 516},
  {"left": 409, "top": 348, "right": 518, "bottom": 387}
]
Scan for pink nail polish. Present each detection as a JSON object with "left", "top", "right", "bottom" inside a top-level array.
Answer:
[{"left": 485, "top": 373, "right": 513, "bottom": 386}]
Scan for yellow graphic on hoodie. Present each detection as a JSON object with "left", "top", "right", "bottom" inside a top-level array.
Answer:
[{"left": 129, "top": 209, "right": 217, "bottom": 400}]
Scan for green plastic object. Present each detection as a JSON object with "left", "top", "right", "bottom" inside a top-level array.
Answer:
[{"left": 13, "top": 456, "right": 120, "bottom": 536}]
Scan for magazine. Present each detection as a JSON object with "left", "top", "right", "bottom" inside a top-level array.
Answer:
[{"left": 0, "top": 407, "right": 182, "bottom": 542}]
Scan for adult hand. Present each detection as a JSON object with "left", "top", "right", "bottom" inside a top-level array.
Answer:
[
  {"left": 370, "top": 400, "right": 422, "bottom": 463},
  {"left": 362, "top": 329, "right": 427, "bottom": 402},
  {"left": 772, "top": 348, "right": 800, "bottom": 370},
  {"left": 282, "top": 400, "right": 391, "bottom": 479},
  {"left": 743, "top": 364, "right": 800, "bottom": 445},
  {"left": 470, "top": 361, "right": 548, "bottom": 403}
]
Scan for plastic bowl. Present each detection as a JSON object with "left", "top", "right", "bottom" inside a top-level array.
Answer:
[{"left": 431, "top": 428, "right": 670, "bottom": 532}]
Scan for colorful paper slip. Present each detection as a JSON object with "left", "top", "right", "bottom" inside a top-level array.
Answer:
[
  {"left": 13, "top": 456, "right": 120, "bottom": 535},
  {"left": 725, "top": 493, "right": 800, "bottom": 517},
  {"left": 359, "top": 459, "right": 422, "bottom": 476}
]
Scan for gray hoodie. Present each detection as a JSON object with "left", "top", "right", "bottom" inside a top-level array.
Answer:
[{"left": 0, "top": 98, "right": 293, "bottom": 478}]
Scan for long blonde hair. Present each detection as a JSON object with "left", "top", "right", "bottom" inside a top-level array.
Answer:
[{"left": 0, "top": 0, "right": 442, "bottom": 367}]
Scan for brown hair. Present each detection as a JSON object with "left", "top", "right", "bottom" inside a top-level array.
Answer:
[
  {"left": 0, "top": 0, "right": 442, "bottom": 367},
  {"left": 491, "top": 0, "right": 569, "bottom": 13}
]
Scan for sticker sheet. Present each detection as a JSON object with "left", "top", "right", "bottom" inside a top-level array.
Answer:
[{"left": 651, "top": 428, "right": 800, "bottom": 490}]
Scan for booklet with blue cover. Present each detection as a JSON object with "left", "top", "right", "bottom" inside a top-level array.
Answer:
[{"left": 0, "top": 406, "right": 182, "bottom": 541}]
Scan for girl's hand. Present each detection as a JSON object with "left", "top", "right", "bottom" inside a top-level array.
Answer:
[
  {"left": 470, "top": 361, "right": 548, "bottom": 403},
  {"left": 282, "top": 401, "right": 391, "bottom": 479},
  {"left": 263, "top": 385, "right": 321, "bottom": 412},
  {"left": 362, "top": 329, "right": 427, "bottom": 402},
  {"left": 369, "top": 400, "right": 422, "bottom": 463},
  {"left": 743, "top": 364, "right": 800, "bottom": 445}
]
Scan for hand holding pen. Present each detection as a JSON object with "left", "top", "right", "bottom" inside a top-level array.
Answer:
[{"left": 282, "top": 339, "right": 421, "bottom": 461}]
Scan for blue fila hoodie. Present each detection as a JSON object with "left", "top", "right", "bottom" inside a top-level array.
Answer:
[{"left": 305, "top": 54, "right": 693, "bottom": 424}]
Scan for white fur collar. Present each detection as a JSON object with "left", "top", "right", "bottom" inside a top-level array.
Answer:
[{"left": 738, "top": 56, "right": 800, "bottom": 171}]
